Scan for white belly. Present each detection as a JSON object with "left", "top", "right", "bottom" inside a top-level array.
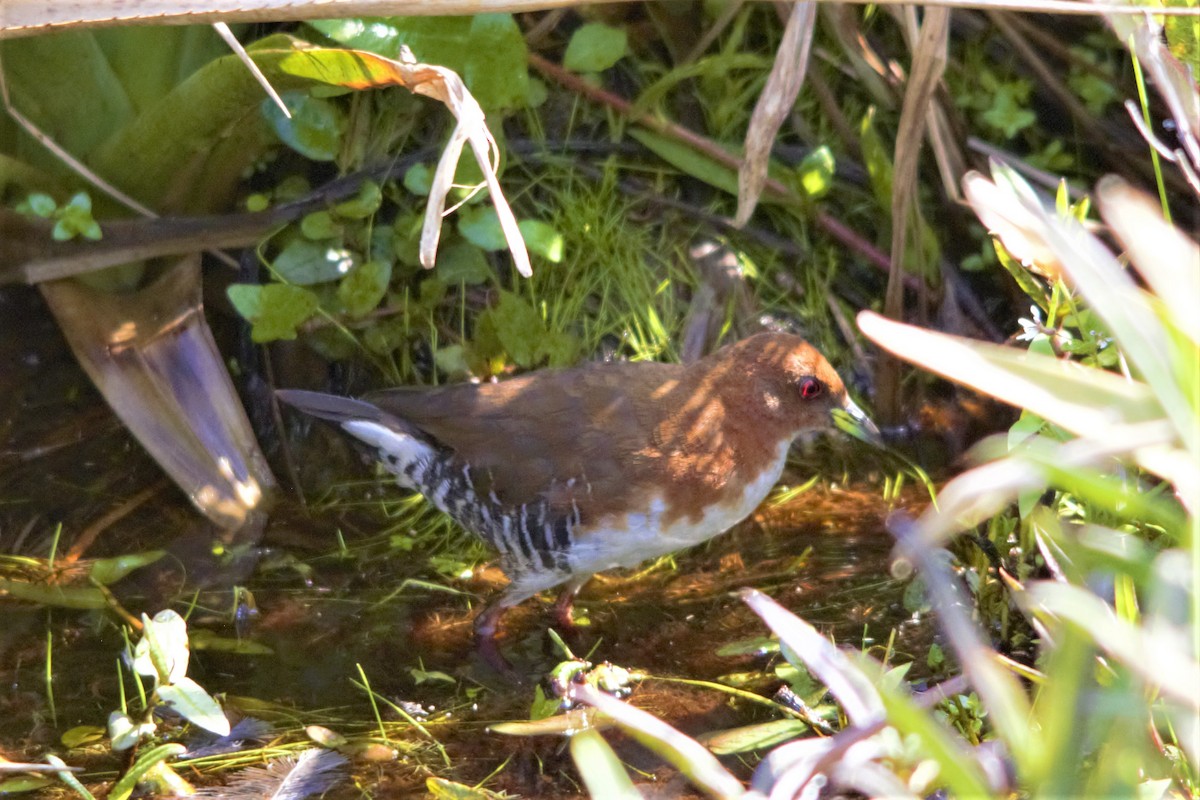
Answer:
[{"left": 565, "top": 439, "right": 791, "bottom": 577}]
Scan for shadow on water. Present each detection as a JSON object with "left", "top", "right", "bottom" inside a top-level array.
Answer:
[{"left": 0, "top": 285, "right": 935, "bottom": 797}]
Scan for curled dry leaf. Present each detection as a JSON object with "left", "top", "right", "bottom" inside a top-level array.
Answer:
[
  {"left": 278, "top": 43, "right": 531, "bottom": 277},
  {"left": 735, "top": 0, "right": 815, "bottom": 227}
]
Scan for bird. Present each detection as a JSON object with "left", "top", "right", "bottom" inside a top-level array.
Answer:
[{"left": 277, "top": 332, "right": 877, "bottom": 671}]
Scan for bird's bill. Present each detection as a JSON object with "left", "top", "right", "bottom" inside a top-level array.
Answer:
[{"left": 836, "top": 395, "right": 883, "bottom": 445}]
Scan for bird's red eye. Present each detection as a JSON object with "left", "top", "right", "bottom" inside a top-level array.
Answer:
[{"left": 800, "top": 378, "right": 823, "bottom": 400}]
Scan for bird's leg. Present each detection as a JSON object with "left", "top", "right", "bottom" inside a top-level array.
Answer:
[
  {"left": 474, "top": 600, "right": 516, "bottom": 676},
  {"left": 552, "top": 574, "right": 591, "bottom": 632}
]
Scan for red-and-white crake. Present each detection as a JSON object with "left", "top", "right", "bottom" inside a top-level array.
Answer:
[{"left": 278, "top": 332, "right": 877, "bottom": 670}]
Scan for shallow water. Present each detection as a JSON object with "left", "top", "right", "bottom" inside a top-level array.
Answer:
[{"left": 0, "top": 285, "right": 934, "bottom": 797}]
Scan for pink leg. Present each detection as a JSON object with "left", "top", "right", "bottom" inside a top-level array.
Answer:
[
  {"left": 474, "top": 601, "right": 517, "bottom": 677},
  {"left": 553, "top": 574, "right": 591, "bottom": 632}
]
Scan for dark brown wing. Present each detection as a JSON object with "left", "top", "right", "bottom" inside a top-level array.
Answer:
[{"left": 365, "top": 361, "right": 686, "bottom": 510}]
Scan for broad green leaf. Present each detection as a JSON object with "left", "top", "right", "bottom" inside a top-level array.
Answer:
[
  {"left": 92, "top": 26, "right": 228, "bottom": 116},
  {"left": 61, "top": 724, "right": 106, "bottom": 748},
  {"left": 157, "top": 677, "right": 231, "bottom": 735},
  {"left": 227, "top": 283, "right": 320, "bottom": 343},
  {"left": 563, "top": 23, "right": 628, "bottom": 72},
  {"left": 264, "top": 91, "right": 346, "bottom": 161},
  {"left": 540, "top": 330, "right": 580, "bottom": 368},
  {"left": 88, "top": 550, "right": 166, "bottom": 585},
  {"left": 461, "top": 15, "right": 529, "bottom": 111},
  {"left": 457, "top": 206, "right": 507, "bottom": 251},
  {"left": 300, "top": 210, "right": 343, "bottom": 240},
  {"left": 333, "top": 179, "right": 383, "bottom": 219},
  {"left": 0, "top": 776, "right": 53, "bottom": 793},
  {"left": 0, "top": 578, "right": 106, "bottom": 609},
  {"left": 1, "top": 32, "right": 135, "bottom": 166},
  {"left": 88, "top": 37, "right": 316, "bottom": 212},
  {"left": 24, "top": 192, "right": 57, "bottom": 217},
  {"left": 273, "top": 239, "right": 357, "bottom": 285},
  {"left": 517, "top": 219, "right": 564, "bottom": 263},
  {"left": 489, "top": 291, "right": 543, "bottom": 368},
  {"left": 569, "top": 728, "right": 642, "bottom": 799},
  {"left": 338, "top": 259, "right": 391, "bottom": 318},
  {"left": 436, "top": 240, "right": 492, "bottom": 285},
  {"left": 308, "top": 15, "right": 528, "bottom": 110},
  {"left": 404, "top": 162, "right": 433, "bottom": 195}
]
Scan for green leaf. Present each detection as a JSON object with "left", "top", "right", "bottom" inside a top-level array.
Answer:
[
  {"left": 426, "top": 777, "right": 494, "bottom": 800},
  {"left": 263, "top": 90, "right": 346, "bottom": 161},
  {"left": 699, "top": 719, "right": 809, "bottom": 754},
  {"left": 25, "top": 192, "right": 57, "bottom": 217},
  {"left": 157, "top": 677, "right": 231, "bottom": 735},
  {"left": 859, "top": 107, "right": 893, "bottom": 208},
  {"left": 403, "top": 162, "right": 433, "bottom": 196},
  {"left": 869, "top": 659, "right": 994, "bottom": 799},
  {"left": 540, "top": 330, "right": 580, "bottom": 368},
  {"left": 489, "top": 291, "right": 543, "bottom": 368},
  {"left": 308, "top": 15, "right": 529, "bottom": 110},
  {"left": 338, "top": 259, "right": 392, "bottom": 318},
  {"left": 136, "top": 609, "right": 190, "bottom": 684},
  {"left": 0, "top": 578, "right": 106, "bottom": 609},
  {"left": 272, "top": 238, "right": 357, "bottom": 285},
  {"left": 563, "top": 23, "right": 628, "bottom": 72},
  {"left": 45, "top": 755, "right": 95, "bottom": 800},
  {"left": 529, "top": 684, "right": 562, "bottom": 722},
  {"left": 333, "top": 179, "right": 383, "bottom": 219},
  {"left": 462, "top": 14, "right": 530, "bottom": 111},
  {"left": 1, "top": 32, "right": 136, "bottom": 165},
  {"left": 61, "top": 724, "right": 106, "bottom": 748},
  {"left": 517, "top": 219, "right": 564, "bottom": 262},
  {"left": 0, "top": 776, "right": 53, "bottom": 793},
  {"left": 188, "top": 629, "right": 274, "bottom": 655},
  {"left": 569, "top": 729, "right": 641, "bottom": 799},
  {"left": 106, "top": 743, "right": 187, "bottom": 800},
  {"left": 436, "top": 240, "right": 492, "bottom": 285},
  {"left": 797, "top": 145, "right": 835, "bottom": 199},
  {"left": 88, "top": 550, "right": 166, "bottom": 585},
  {"left": 457, "top": 206, "right": 507, "bottom": 251},
  {"left": 629, "top": 128, "right": 739, "bottom": 196},
  {"left": 227, "top": 283, "right": 320, "bottom": 343},
  {"left": 300, "top": 210, "right": 342, "bottom": 240}
]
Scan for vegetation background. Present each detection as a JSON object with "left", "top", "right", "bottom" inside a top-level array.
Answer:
[{"left": 0, "top": 2, "right": 1196, "bottom": 798}]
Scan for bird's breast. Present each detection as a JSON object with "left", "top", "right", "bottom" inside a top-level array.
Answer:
[{"left": 564, "top": 438, "right": 792, "bottom": 575}]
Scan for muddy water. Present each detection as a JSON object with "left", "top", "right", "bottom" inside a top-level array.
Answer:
[{"left": 0, "top": 285, "right": 933, "bottom": 797}]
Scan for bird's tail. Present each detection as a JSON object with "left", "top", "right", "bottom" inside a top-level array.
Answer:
[{"left": 276, "top": 389, "right": 388, "bottom": 424}]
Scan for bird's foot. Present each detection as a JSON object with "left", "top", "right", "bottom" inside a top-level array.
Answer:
[{"left": 474, "top": 603, "right": 523, "bottom": 682}]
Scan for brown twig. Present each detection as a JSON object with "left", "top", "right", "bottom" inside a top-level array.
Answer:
[{"left": 63, "top": 480, "right": 168, "bottom": 563}]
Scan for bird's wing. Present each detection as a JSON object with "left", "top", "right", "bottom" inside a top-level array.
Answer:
[{"left": 366, "top": 362, "right": 685, "bottom": 510}]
